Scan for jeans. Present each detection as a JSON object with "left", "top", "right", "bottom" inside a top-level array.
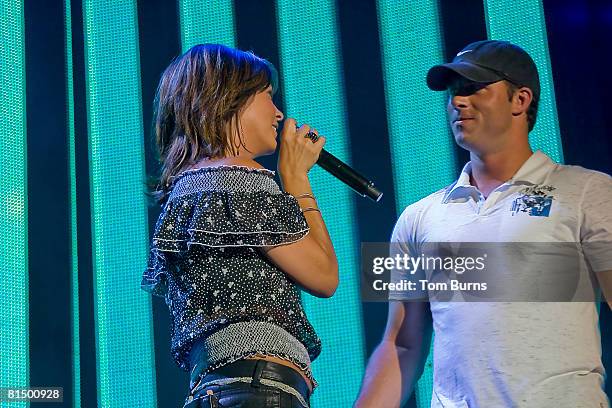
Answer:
[
  {"left": 184, "top": 380, "right": 307, "bottom": 407},
  {"left": 184, "top": 359, "right": 311, "bottom": 408}
]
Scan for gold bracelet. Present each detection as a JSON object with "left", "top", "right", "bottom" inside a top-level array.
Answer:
[
  {"left": 295, "top": 193, "right": 316, "bottom": 200},
  {"left": 301, "top": 207, "right": 321, "bottom": 213}
]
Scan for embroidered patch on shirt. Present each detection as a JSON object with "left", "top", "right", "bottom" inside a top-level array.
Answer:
[{"left": 511, "top": 185, "right": 556, "bottom": 217}]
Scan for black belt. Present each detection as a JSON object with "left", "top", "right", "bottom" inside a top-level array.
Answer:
[{"left": 201, "top": 359, "right": 311, "bottom": 403}]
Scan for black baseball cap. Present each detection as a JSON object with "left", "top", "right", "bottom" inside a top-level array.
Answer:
[{"left": 426, "top": 40, "right": 540, "bottom": 101}]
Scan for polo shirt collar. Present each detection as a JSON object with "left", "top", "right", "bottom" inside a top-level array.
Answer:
[
  {"left": 509, "top": 150, "right": 554, "bottom": 184},
  {"left": 443, "top": 150, "right": 554, "bottom": 203}
]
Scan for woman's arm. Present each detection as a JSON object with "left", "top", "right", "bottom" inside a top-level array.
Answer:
[
  {"left": 263, "top": 118, "right": 339, "bottom": 298},
  {"left": 263, "top": 170, "right": 338, "bottom": 298}
]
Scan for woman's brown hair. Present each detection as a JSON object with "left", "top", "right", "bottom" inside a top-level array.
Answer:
[{"left": 148, "top": 44, "right": 278, "bottom": 205}]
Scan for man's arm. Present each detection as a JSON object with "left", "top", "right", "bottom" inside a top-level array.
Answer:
[
  {"left": 354, "top": 301, "right": 433, "bottom": 408},
  {"left": 595, "top": 270, "right": 612, "bottom": 310},
  {"left": 579, "top": 172, "right": 612, "bottom": 310}
]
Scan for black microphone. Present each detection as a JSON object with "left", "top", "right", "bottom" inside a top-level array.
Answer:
[{"left": 316, "top": 149, "right": 383, "bottom": 202}]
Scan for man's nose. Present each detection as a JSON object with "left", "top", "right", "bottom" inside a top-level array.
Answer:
[{"left": 450, "top": 94, "right": 469, "bottom": 109}]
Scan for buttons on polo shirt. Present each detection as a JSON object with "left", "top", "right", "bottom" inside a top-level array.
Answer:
[{"left": 477, "top": 183, "right": 515, "bottom": 215}]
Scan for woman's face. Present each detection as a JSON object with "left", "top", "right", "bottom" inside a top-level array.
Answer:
[{"left": 237, "top": 85, "right": 284, "bottom": 157}]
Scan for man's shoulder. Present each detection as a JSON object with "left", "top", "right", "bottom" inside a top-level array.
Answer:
[
  {"left": 391, "top": 185, "right": 451, "bottom": 243},
  {"left": 552, "top": 161, "right": 609, "bottom": 179},
  {"left": 549, "top": 162, "right": 612, "bottom": 192},
  {"left": 396, "top": 185, "right": 451, "bottom": 222}
]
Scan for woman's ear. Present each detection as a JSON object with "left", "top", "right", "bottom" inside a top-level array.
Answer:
[{"left": 512, "top": 86, "right": 533, "bottom": 117}]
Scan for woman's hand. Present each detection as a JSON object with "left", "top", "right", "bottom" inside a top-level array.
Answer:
[
  {"left": 264, "top": 118, "right": 338, "bottom": 298},
  {"left": 277, "top": 118, "right": 326, "bottom": 179}
]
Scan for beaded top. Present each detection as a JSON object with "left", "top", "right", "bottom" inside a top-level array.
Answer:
[{"left": 141, "top": 166, "right": 322, "bottom": 384}]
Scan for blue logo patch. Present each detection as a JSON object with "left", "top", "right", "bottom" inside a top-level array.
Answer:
[{"left": 511, "top": 185, "right": 555, "bottom": 217}]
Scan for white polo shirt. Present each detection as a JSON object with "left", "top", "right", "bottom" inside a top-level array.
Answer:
[{"left": 391, "top": 151, "right": 612, "bottom": 408}]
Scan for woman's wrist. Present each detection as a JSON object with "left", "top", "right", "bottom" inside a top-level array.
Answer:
[
  {"left": 279, "top": 169, "right": 308, "bottom": 182},
  {"left": 280, "top": 172, "right": 310, "bottom": 195},
  {"left": 294, "top": 193, "right": 315, "bottom": 200}
]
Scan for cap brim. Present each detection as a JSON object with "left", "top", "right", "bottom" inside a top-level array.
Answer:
[{"left": 426, "top": 62, "right": 503, "bottom": 91}]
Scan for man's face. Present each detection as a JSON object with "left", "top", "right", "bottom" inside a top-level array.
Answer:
[{"left": 446, "top": 76, "right": 515, "bottom": 154}]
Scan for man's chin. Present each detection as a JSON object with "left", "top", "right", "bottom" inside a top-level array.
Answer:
[
  {"left": 454, "top": 132, "right": 471, "bottom": 147},
  {"left": 455, "top": 133, "right": 484, "bottom": 153}
]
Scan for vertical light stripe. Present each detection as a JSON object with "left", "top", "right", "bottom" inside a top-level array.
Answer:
[
  {"left": 64, "top": 0, "right": 81, "bottom": 406},
  {"left": 82, "top": 1, "right": 155, "bottom": 406},
  {"left": 0, "top": 0, "right": 29, "bottom": 405},
  {"left": 179, "top": 0, "right": 235, "bottom": 51},
  {"left": 276, "top": 1, "right": 365, "bottom": 406},
  {"left": 376, "top": 1, "right": 456, "bottom": 406},
  {"left": 484, "top": 0, "right": 564, "bottom": 163},
  {"left": 376, "top": 0, "right": 457, "bottom": 214}
]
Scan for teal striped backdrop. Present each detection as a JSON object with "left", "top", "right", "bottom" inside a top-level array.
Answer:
[{"left": 0, "top": 1, "right": 565, "bottom": 407}]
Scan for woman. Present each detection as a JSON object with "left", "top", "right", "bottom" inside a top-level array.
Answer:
[{"left": 141, "top": 44, "right": 338, "bottom": 408}]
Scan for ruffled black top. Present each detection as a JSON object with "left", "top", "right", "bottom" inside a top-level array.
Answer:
[{"left": 141, "top": 165, "right": 322, "bottom": 373}]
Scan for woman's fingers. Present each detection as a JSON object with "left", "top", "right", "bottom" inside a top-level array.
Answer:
[
  {"left": 295, "top": 123, "right": 311, "bottom": 139},
  {"left": 281, "top": 119, "right": 319, "bottom": 144},
  {"left": 310, "top": 136, "right": 326, "bottom": 161},
  {"left": 314, "top": 135, "right": 326, "bottom": 149},
  {"left": 281, "top": 118, "right": 298, "bottom": 139},
  {"left": 278, "top": 119, "right": 327, "bottom": 175},
  {"left": 305, "top": 128, "right": 319, "bottom": 142},
  {"left": 283, "top": 117, "right": 297, "bottom": 130}
]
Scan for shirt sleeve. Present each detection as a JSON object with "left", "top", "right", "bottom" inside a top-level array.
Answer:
[
  {"left": 141, "top": 190, "right": 310, "bottom": 297},
  {"left": 140, "top": 247, "right": 174, "bottom": 298},
  {"left": 580, "top": 170, "right": 612, "bottom": 273},
  {"left": 388, "top": 203, "right": 428, "bottom": 301},
  {"left": 184, "top": 191, "right": 309, "bottom": 248}
]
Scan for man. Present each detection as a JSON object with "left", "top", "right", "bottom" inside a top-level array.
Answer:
[{"left": 355, "top": 40, "right": 612, "bottom": 407}]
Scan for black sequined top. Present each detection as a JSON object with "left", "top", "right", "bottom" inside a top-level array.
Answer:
[{"left": 141, "top": 165, "right": 322, "bottom": 385}]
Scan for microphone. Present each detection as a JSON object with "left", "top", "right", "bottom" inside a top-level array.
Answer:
[{"left": 316, "top": 149, "right": 383, "bottom": 203}]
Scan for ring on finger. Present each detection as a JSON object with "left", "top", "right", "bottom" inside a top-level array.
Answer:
[{"left": 304, "top": 131, "right": 319, "bottom": 143}]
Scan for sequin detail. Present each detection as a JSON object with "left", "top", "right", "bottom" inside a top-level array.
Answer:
[{"left": 140, "top": 166, "right": 322, "bottom": 385}]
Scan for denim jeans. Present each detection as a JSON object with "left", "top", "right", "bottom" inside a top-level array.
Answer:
[{"left": 184, "top": 380, "right": 308, "bottom": 408}]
